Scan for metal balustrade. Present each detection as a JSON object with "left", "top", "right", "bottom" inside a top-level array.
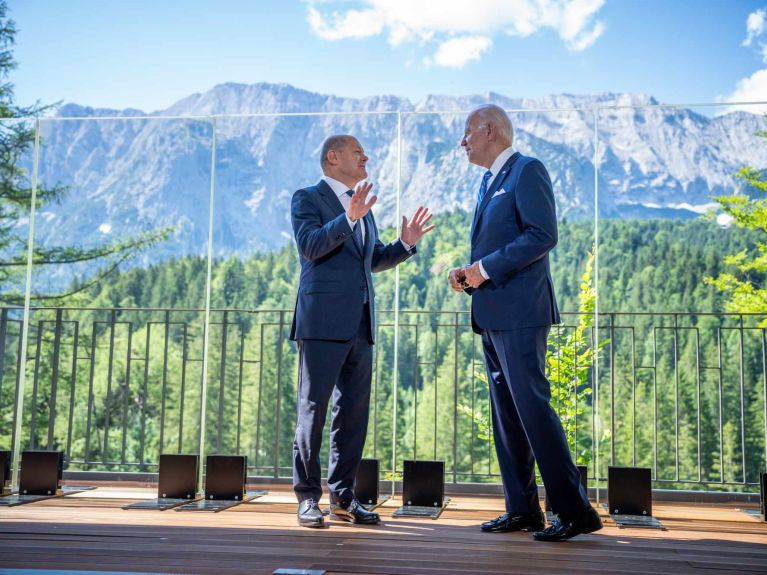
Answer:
[{"left": 0, "top": 306, "right": 765, "bottom": 493}]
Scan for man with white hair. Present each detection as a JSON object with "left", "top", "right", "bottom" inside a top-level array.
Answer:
[{"left": 449, "top": 104, "right": 602, "bottom": 542}]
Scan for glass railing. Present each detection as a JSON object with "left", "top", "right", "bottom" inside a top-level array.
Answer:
[{"left": 1, "top": 99, "right": 765, "bottom": 492}]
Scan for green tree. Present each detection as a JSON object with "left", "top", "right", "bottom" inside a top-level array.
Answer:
[
  {"left": 0, "top": 0, "right": 166, "bottom": 304},
  {"left": 705, "top": 122, "right": 767, "bottom": 325},
  {"left": 459, "top": 249, "right": 606, "bottom": 466},
  {"left": 547, "top": 250, "right": 606, "bottom": 466}
]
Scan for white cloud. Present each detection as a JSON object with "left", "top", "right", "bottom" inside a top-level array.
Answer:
[
  {"left": 305, "top": 0, "right": 606, "bottom": 67},
  {"left": 743, "top": 8, "right": 766, "bottom": 47},
  {"left": 569, "top": 19, "right": 605, "bottom": 51},
  {"left": 723, "top": 8, "right": 767, "bottom": 114},
  {"left": 723, "top": 68, "right": 767, "bottom": 114},
  {"left": 426, "top": 35, "right": 492, "bottom": 68},
  {"left": 559, "top": 0, "right": 604, "bottom": 43},
  {"left": 307, "top": 6, "right": 384, "bottom": 40}
]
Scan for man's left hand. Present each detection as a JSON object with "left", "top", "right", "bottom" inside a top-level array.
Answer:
[
  {"left": 401, "top": 206, "right": 435, "bottom": 246},
  {"left": 462, "top": 262, "right": 487, "bottom": 288}
]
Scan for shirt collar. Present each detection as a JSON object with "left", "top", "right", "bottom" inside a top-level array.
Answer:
[
  {"left": 488, "top": 146, "right": 516, "bottom": 182},
  {"left": 322, "top": 175, "right": 354, "bottom": 199}
]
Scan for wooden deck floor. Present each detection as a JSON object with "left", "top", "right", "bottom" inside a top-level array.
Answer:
[{"left": 0, "top": 484, "right": 766, "bottom": 575}]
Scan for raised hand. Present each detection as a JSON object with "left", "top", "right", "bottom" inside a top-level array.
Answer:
[
  {"left": 348, "top": 181, "right": 377, "bottom": 221},
  {"left": 401, "top": 206, "right": 435, "bottom": 246}
]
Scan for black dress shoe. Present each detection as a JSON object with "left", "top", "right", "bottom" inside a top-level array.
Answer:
[
  {"left": 481, "top": 510, "right": 546, "bottom": 532},
  {"left": 533, "top": 506, "right": 603, "bottom": 541},
  {"left": 297, "top": 498, "right": 325, "bottom": 528},
  {"left": 329, "top": 499, "right": 380, "bottom": 524}
]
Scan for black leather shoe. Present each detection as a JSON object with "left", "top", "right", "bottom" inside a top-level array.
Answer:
[
  {"left": 533, "top": 506, "right": 603, "bottom": 541},
  {"left": 481, "top": 510, "right": 546, "bottom": 532},
  {"left": 297, "top": 498, "right": 325, "bottom": 528},
  {"left": 329, "top": 499, "right": 380, "bottom": 524}
]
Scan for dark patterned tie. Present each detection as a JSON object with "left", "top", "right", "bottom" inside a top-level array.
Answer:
[
  {"left": 346, "top": 190, "right": 364, "bottom": 250},
  {"left": 477, "top": 170, "right": 493, "bottom": 205},
  {"left": 346, "top": 190, "right": 368, "bottom": 303}
]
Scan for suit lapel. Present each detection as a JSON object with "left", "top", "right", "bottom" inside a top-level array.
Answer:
[
  {"left": 470, "top": 152, "right": 520, "bottom": 240},
  {"left": 317, "top": 179, "right": 345, "bottom": 216},
  {"left": 316, "top": 180, "right": 364, "bottom": 258}
]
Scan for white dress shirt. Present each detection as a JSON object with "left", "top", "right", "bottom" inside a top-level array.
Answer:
[
  {"left": 484, "top": 146, "right": 516, "bottom": 192},
  {"left": 322, "top": 175, "right": 412, "bottom": 251},
  {"left": 477, "top": 146, "right": 516, "bottom": 280}
]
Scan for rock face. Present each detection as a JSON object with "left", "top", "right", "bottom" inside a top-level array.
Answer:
[{"left": 28, "top": 83, "right": 767, "bottom": 261}]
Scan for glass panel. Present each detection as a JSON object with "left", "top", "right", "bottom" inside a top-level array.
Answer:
[
  {"left": 25, "top": 116, "right": 213, "bottom": 472},
  {"left": 10, "top": 99, "right": 764, "bottom": 498},
  {"left": 595, "top": 102, "right": 767, "bottom": 491},
  {"left": 209, "top": 113, "right": 399, "bottom": 479},
  {"left": 393, "top": 108, "right": 597, "bottom": 486},
  {"left": 0, "top": 117, "right": 36, "bottom": 454}
]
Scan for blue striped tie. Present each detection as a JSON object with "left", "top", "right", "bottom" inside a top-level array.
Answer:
[{"left": 477, "top": 170, "right": 493, "bottom": 204}]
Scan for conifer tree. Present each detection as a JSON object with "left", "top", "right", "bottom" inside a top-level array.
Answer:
[
  {"left": 0, "top": 0, "right": 166, "bottom": 304},
  {"left": 705, "top": 121, "right": 767, "bottom": 325}
]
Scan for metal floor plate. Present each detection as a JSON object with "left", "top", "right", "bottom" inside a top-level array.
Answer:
[
  {"left": 392, "top": 497, "right": 450, "bottom": 520},
  {"left": 322, "top": 495, "right": 391, "bottom": 516},
  {"left": 0, "top": 493, "right": 58, "bottom": 507},
  {"left": 122, "top": 497, "right": 200, "bottom": 511},
  {"left": 0, "top": 487, "right": 94, "bottom": 507},
  {"left": 741, "top": 508, "right": 764, "bottom": 521},
  {"left": 363, "top": 494, "right": 391, "bottom": 511},
  {"left": 611, "top": 513, "right": 665, "bottom": 530},
  {"left": 600, "top": 503, "right": 665, "bottom": 529},
  {"left": 175, "top": 490, "right": 266, "bottom": 512}
]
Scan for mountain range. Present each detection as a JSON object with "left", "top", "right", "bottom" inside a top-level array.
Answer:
[{"left": 27, "top": 82, "right": 767, "bottom": 262}]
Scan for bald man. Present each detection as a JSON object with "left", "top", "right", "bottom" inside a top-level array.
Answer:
[
  {"left": 449, "top": 105, "right": 602, "bottom": 542},
  {"left": 290, "top": 135, "right": 434, "bottom": 528}
]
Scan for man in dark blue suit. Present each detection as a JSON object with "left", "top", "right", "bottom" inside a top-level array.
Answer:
[
  {"left": 449, "top": 105, "right": 602, "bottom": 542},
  {"left": 291, "top": 135, "right": 434, "bottom": 528}
]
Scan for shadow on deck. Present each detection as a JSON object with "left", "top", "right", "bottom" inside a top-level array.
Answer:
[{"left": 0, "top": 483, "right": 766, "bottom": 575}]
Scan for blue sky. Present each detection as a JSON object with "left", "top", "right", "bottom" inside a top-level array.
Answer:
[{"left": 9, "top": 0, "right": 767, "bottom": 113}]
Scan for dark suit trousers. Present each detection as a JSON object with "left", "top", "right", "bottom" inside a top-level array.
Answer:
[
  {"left": 293, "top": 310, "right": 372, "bottom": 505},
  {"left": 482, "top": 325, "right": 590, "bottom": 519}
]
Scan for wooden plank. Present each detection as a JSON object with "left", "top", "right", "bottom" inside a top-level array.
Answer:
[{"left": 0, "top": 486, "right": 765, "bottom": 575}]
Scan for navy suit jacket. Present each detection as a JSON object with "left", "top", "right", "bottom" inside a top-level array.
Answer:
[
  {"left": 468, "top": 152, "right": 561, "bottom": 334},
  {"left": 290, "top": 180, "right": 414, "bottom": 343}
]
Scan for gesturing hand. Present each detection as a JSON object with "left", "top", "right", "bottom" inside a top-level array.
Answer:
[
  {"left": 348, "top": 182, "right": 377, "bottom": 221},
  {"left": 401, "top": 206, "right": 435, "bottom": 246}
]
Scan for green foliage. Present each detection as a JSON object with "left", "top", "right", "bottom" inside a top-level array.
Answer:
[
  {"left": 4, "top": 211, "right": 765, "bottom": 489},
  {"left": 459, "top": 250, "right": 607, "bottom": 468},
  {"left": 457, "top": 403, "right": 493, "bottom": 445},
  {"left": 547, "top": 250, "right": 606, "bottom": 465},
  {"left": 0, "top": 0, "right": 169, "bottom": 304},
  {"left": 705, "top": 119, "right": 767, "bottom": 325}
]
